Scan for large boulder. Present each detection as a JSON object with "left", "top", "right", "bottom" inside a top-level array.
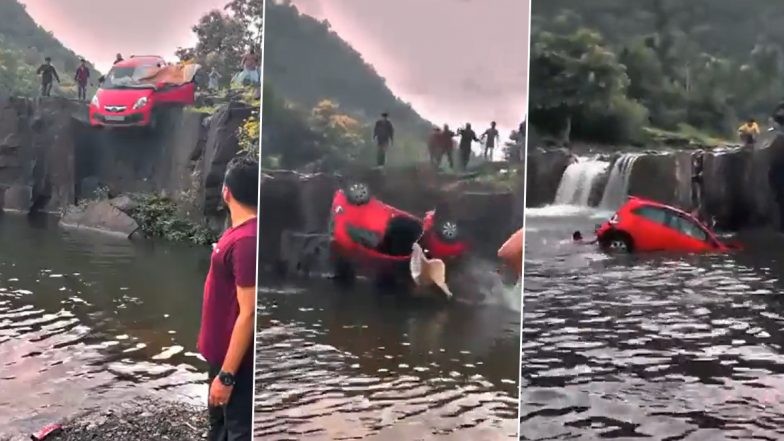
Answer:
[{"left": 59, "top": 200, "right": 140, "bottom": 238}]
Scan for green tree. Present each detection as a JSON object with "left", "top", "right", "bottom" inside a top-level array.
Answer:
[{"left": 529, "top": 28, "right": 631, "bottom": 143}]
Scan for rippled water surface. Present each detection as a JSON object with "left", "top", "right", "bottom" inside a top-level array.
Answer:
[
  {"left": 0, "top": 215, "right": 209, "bottom": 436},
  {"left": 521, "top": 206, "right": 784, "bottom": 440},
  {"left": 255, "top": 276, "right": 520, "bottom": 440}
]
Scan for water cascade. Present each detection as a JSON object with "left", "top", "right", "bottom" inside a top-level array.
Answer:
[
  {"left": 553, "top": 158, "right": 609, "bottom": 206},
  {"left": 599, "top": 153, "right": 641, "bottom": 210}
]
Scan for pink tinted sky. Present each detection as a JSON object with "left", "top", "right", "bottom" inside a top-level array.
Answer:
[
  {"left": 20, "top": 0, "right": 529, "bottom": 136},
  {"left": 290, "top": 0, "right": 529, "bottom": 135},
  {"left": 18, "top": 0, "right": 228, "bottom": 72}
]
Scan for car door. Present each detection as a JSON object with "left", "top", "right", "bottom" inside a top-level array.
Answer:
[
  {"left": 628, "top": 205, "right": 680, "bottom": 251},
  {"left": 665, "top": 212, "right": 715, "bottom": 252}
]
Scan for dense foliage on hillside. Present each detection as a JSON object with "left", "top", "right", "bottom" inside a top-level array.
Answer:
[
  {"left": 530, "top": 0, "right": 784, "bottom": 145},
  {"left": 0, "top": 0, "right": 100, "bottom": 97}
]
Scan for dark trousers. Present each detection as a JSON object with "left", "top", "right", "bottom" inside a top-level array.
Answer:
[
  {"left": 77, "top": 83, "right": 87, "bottom": 101},
  {"left": 207, "top": 363, "right": 253, "bottom": 441},
  {"left": 41, "top": 81, "right": 52, "bottom": 97},
  {"left": 459, "top": 145, "right": 471, "bottom": 170},
  {"left": 376, "top": 141, "right": 389, "bottom": 166}
]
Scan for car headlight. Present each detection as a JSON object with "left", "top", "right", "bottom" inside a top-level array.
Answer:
[
  {"left": 133, "top": 96, "right": 148, "bottom": 110},
  {"left": 91, "top": 95, "right": 99, "bottom": 107},
  {"left": 609, "top": 214, "right": 620, "bottom": 224}
]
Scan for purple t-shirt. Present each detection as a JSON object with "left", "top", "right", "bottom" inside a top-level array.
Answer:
[{"left": 197, "top": 217, "right": 257, "bottom": 367}]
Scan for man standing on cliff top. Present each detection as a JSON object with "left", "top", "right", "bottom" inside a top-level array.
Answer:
[
  {"left": 373, "top": 112, "right": 394, "bottom": 167},
  {"left": 36, "top": 57, "right": 60, "bottom": 97},
  {"left": 198, "top": 155, "right": 258, "bottom": 441},
  {"left": 74, "top": 58, "right": 90, "bottom": 102}
]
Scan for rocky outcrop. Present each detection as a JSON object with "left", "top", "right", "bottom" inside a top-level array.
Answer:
[
  {"left": 259, "top": 166, "right": 522, "bottom": 267},
  {"left": 525, "top": 147, "right": 573, "bottom": 207},
  {"left": 60, "top": 199, "right": 139, "bottom": 238},
  {"left": 0, "top": 96, "right": 253, "bottom": 237}
]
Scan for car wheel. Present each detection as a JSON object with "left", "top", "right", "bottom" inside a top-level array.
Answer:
[
  {"left": 344, "top": 182, "right": 371, "bottom": 206},
  {"left": 604, "top": 232, "right": 633, "bottom": 253},
  {"left": 435, "top": 218, "right": 460, "bottom": 243}
]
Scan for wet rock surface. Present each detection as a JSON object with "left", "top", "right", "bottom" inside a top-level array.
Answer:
[
  {"left": 48, "top": 401, "right": 206, "bottom": 441},
  {"left": 0, "top": 96, "right": 252, "bottom": 235},
  {"left": 59, "top": 199, "right": 139, "bottom": 238},
  {"left": 525, "top": 147, "right": 573, "bottom": 207}
]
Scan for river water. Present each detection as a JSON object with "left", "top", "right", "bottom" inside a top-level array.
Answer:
[
  {"left": 0, "top": 214, "right": 209, "bottom": 436},
  {"left": 521, "top": 205, "right": 784, "bottom": 440},
  {"left": 254, "top": 275, "right": 521, "bottom": 440}
]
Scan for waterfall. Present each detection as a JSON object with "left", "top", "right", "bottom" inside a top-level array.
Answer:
[
  {"left": 599, "top": 153, "right": 641, "bottom": 210},
  {"left": 553, "top": 158, "right": 609, "bottom": 206}
]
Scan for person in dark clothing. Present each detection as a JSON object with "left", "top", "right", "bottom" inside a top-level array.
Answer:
[
  {"left": 481, "top": 121, "right": 500, "bottom": 160},
  {"left": 691, "top": 151, "right": 705, "bottom": 221},
  {"left": 114, "top": 53, "right": 124, "bottom": 65},
  {"left": 456, "top": 123, "right": 479, "bottom": 170},
  {"left": 198, "top": 156, "right": 258, "bottom": 441},
  {"left": 373, "top": 112, "right": 394, "bottom": 167},
  {"left": 440, "top": 124, "right": 456, "bottom": 170},
  {"left": 36, "top": 57, "right": 60, "bottom": 97},
  {"left": 74, "top": 58, "right": 90, "bottom": 102}
]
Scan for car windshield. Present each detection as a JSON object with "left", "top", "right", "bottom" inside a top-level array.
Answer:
[{"left": 102, "top": 64, "right": 159, "bottom": 89}]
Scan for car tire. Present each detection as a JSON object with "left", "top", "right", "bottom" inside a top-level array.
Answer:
[
  {"left": 603, "top": 231, "right": 634, "bottom": 253},
  {"left": 435, "top": 218, "right": 460, "bottom": 243},
  {"left": 344, "top": 182, "right": 371, "bottom": 206}
]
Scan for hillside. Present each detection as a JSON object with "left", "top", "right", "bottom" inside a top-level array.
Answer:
[
  {"left": 0, "top": 0, "right": 100, "bottom": 97},
  {"left": 263, "top": 1, "right": 430, "bottom": 132},
  {"left": 529, "top": 0, "right": 784, "bottom": 145}
]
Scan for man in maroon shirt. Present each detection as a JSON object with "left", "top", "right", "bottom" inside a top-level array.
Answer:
[{"left": 197, "top": 155, "right": 258, "bottom": 441}]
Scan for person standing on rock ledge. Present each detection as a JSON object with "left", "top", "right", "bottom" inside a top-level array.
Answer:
[
  {"left": 373, "top": 112, "right": 395, "bottom": 167},
  {"left": 74, "top": 58, "right": 90, "bottom": 102},
  {"left": 197, "top": 156, "right": 258, "bottom": 441},
  {"left": 36, "top": 57, "right": 60, "bottom": 97}
]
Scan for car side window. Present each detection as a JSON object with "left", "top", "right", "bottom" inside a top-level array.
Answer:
[
  {"left": 668, "top": 214, "right": 708, "bottom": 241},
  {"left": 632, "top": 206, "right": 669, "bottom": 225}
]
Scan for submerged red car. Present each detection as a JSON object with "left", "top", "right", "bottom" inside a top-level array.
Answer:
[
  {"left": 595, "top": 197, "right": 740, "bottom": 253},
  {"left": 328, "top": 182, "right": 467, "bottom": 281},
  {"left": 89, "top": 56, "right": 198, "bottom": 129}
]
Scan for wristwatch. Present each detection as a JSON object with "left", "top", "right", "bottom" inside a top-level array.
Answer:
[{"left": 218, "top": 370, "right": 236, "bottom": 386}]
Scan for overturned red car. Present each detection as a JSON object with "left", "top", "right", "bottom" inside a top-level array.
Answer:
[
  {"left": 328, "top": 182, "right": 467, "bottom": 281},
  {"left": 89, "top": 56, "right": 199, "bottom": 129},
  {"left": 595, "top": 196, "right": 740, "bottom": 253}
]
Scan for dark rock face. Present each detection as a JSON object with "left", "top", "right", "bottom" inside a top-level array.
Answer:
[
  {"left": 0, "top": 97, "right": 76, "bottom": 212},
  {"left": 0, "top": 96, "right": 252, "bottom": 236},
  {"left": 525, "top": 147, "right": 573, "bottom": 207},
  {"left": 259, "top": 166, "right": 520, "bottom": 266}
]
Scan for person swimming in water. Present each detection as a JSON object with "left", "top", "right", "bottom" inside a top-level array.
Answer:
[{"left": 572, "top": 230, "right": 597, "bottom": 244}]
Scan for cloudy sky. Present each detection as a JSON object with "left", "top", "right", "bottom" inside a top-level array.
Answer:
[
  {"left": 21, "top": 0, "right": 529, "bottom": 139},
  {"left": 290, "top": 0, "right": 529, "bottom": 138},
  {"left": 19, "top": 0, "right": 227, "bottom": 72}
]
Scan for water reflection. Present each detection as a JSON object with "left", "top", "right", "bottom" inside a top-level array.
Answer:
[
  {"left": 255, "top": 278, "right": 520, "bottom": 440},
  {"left": 0, "top": 214, "right": 209, "bottom": 435},
  {"left": 521, "top": 208, "right": 784, "bottom": 440}
]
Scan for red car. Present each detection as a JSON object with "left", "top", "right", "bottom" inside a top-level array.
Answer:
[
  {"left": 328, "top": 182, "right": 467, "bottom": 282},
  {"left": 595, "top": 197, "right": 739, "bottom": 253},
  {"left": 89, "top": 56, "right": 198, "bottom": 129}
]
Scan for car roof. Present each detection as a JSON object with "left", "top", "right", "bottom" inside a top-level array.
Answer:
[
  {"left": 625, "top": 196, "right": 695, "bottom": 218},
  {"left": 113, "top": 56, "right": 164, "bottom": 68}
]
